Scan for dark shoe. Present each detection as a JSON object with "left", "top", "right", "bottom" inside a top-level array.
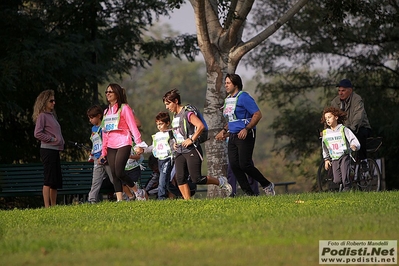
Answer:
[{"left": 360, "top": 161, "right": 369, "bottom": 172}]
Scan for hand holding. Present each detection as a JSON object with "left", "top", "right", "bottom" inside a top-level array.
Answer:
[
  {"left": 324, "top": 160, "right": 331, "bottom": 170},
  {"left": 134, "top": 146, "right": 144, "bottom": 155},
  {"left": 98, "top": 156, "right": 107, "bottom": 165},
  {"left": 215, "top": 130, "right": 228, "bottom": 141}
]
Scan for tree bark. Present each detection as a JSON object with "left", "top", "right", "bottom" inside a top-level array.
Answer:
[{"left": 189, "top": 0, "right": 309, "bottom": 197}]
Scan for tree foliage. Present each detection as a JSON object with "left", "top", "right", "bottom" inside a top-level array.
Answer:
[
  {"left": 247, "top": 0, "right": 399, "bottom": 188},
  {"left": 121, "top": 50, "right": 206, "bottom": 145},
  {"left": 0, "top": 0, "right": 198, "bottom": 163}
]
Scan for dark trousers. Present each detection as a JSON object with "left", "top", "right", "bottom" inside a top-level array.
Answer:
[
  {"left": 228, "top": 130, "right": 271, "bottom": 195},
  {"left": 356, "top": 127, "right": 372, "bottom": 160},
  {"left": 227, "top": 163, "right": 259, "bottom": 196}
]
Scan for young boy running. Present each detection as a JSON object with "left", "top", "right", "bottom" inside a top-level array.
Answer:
[{"left": 321, "top": 106, "right": 361, "bottom": 190}]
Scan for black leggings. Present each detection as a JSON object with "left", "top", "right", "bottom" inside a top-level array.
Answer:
[
  {"left": 106, "top": 146, "right": 133, "bottom": 192},
  {"left": 174, "top": 149, "right": 207, "bottom": 185}
]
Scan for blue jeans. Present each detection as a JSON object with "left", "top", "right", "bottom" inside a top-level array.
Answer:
[{"left": 158, "top": 158, "right": 172, "bottom": 199}]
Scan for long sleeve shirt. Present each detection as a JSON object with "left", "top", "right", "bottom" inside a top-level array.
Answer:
[
  {"left": 322, "top": 124, "right": 361, "bottom": 160},
  {"left": 34, "top": 112, "right": 64, "bottom": 150},
  {"left": 101, "top": 103, "right": 143, "bottom": 157},
  {"left": 331, "top": 92, "right": 371, "bottom": 133}
]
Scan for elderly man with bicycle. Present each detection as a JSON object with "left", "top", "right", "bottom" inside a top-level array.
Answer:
[{"left": 331, "top": 79, "right": 372, "bottom": 171}]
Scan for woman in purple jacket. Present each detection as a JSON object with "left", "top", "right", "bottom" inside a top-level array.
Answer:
[{"left": 33, "top": 90, "right": 65, "bottom": 208}]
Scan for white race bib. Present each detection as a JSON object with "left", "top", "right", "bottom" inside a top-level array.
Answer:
[{"left": 103, "top": 113, "right": 120, "bottom": 132}]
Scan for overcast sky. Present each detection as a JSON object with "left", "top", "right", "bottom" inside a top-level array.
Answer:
[
  {"left": 159, "top": 3, "right": 255, "bottom": 79},
  {"left": 162, "top": 4, "right": 196, "bottom": 34}
]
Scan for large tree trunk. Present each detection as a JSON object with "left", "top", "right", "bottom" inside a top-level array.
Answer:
[
  {"left": 203, "top": 70, "right": 229, "bottom": 197},
  {"left": 189, "top": 0, "right": 309, "bottom": 197}
]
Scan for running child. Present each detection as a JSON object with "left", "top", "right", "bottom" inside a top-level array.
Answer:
[
  {"left": 150, "top": 111, "right": 174, "bottom": 200},
  {"left": 321, "top": 106, "right": 361, "bottom": 190}
]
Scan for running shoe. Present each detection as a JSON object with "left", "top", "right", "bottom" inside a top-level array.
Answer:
[
  {"left": 135, "top": 188, "right": 147, "bottom": 201},
  {"left": 219, "top": 176, "right": 232, "bottom": 197},
  {"left": 263, "top": 183, "right": 276, "bottom": 196}
]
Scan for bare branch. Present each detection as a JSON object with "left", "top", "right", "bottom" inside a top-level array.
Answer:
[{"left": 234, "top": 0, "right": 309, "bottom": 61}]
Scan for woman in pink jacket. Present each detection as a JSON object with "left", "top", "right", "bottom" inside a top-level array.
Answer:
[{"left": 99, "top": 83, "right": 148, "bottom": 201}]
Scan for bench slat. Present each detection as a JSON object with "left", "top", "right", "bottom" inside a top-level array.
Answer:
[{"left": 0, "top": 161, "right": 154, "bottom": 200}]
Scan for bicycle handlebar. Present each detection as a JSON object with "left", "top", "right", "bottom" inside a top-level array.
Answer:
[{"left": 68, "top": 141, "right": 91, "bottom": 151}]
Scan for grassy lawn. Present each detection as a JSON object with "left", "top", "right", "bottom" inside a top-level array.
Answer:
[{"left": 0, "top": 191, "right": 398, "bottom": 266}]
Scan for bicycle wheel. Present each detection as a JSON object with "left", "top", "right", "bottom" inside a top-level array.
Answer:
[
  {"left": 317, "top": 161, "right": 339, "bottom": 192},
  {"left": 355, "top": 159, "right": 381, "bottom": 192}
]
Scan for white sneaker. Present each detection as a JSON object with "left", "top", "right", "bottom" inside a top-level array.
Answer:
[
  {"left": 263, "top": 183, "right": 275, "bottom": 196},
  {"left": 219, "top": 176, "right": 232, "bottom": 197},
  {"left": 135, "top": 189, "right": 147, "bottom": 201}
]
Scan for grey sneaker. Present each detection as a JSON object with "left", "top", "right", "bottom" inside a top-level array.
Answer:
[
  {"left": 219, "top": 176, "right": 232, "bottom": 197},
  {"left": 263, "top": 183, "right": 275, "bottom": 196},
  {"left": 135, "top": 189, "right": 147, "bottom": 201}
]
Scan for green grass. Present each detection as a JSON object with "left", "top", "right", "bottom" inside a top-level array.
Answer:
[{"left": 0, "top": 191, "right": 398, "bottom": 266}]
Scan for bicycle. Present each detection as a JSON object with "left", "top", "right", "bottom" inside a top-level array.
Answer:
[{"left": 317, "top": 137, "right": 382, "bottom": 192}]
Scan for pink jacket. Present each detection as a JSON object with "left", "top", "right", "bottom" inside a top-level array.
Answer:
[{"left": 101, "top": 104, "right": 142, "bottom": 156}]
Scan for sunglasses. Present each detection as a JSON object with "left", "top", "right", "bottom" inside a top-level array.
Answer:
[
  {"left": 49, "top": 100, "right": 55, "bottom": 103},
  {"left": 105, "top": 91, "right": 114, "bottom": 94}
]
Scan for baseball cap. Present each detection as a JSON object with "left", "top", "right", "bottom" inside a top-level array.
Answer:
[{"left": 337, "top": 79, "right": 353, "bottom": 88}]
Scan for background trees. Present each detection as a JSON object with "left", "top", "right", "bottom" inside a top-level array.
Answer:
[
  {"left": 1, "top": 0, "right": 397, "bottom": 190},
  {"left": 247, "top": 0, "right": 399, "bottom": 189},
  {"left": 120, "top": 35, "right": 207, "bottom": 144},
  {"left": 0, "top": 0, "right": 196, "bottom": 163}
]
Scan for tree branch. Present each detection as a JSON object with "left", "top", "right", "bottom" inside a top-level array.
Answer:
[{"left": 233, "top": 0, "right": 309, "bottom": 61}]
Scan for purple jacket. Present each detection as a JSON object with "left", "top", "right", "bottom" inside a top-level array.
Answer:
[{"left": 34, "top": 112, "right": 65, "bottom": 150}]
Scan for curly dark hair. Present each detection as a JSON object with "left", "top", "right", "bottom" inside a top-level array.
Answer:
[{"left": 321, "top": 106, "right": 347, "bottom": 128}]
